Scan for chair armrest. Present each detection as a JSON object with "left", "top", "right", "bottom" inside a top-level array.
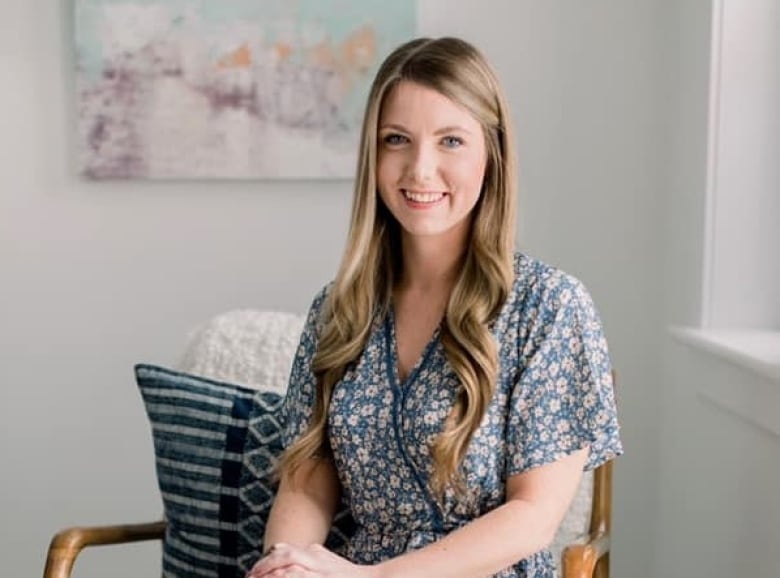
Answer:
[
  {"left": 43, "top": 520, "right": 165, "bottom": 578},
  {"left": 561, "top": 530, "right": 610, "bottom": 578}
]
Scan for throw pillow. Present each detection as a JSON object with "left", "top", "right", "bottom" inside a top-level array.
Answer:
[{"left": 135, "top": 364, "right": 355, "bottom": 578}]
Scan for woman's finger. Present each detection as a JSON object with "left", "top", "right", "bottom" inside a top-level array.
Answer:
[
  {"left": 248, "top": 562, "right": 310, "bottom": 578},
  {"left": 248, "top": 544, "right": 312, "bottom": 576}
]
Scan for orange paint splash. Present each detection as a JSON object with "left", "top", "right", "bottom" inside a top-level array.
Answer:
[
  {"left": 275, "top": 42, "right": 294, "bottom": 62},
  {"left": 218, "top": 43, "right": 252, "bottom": 69},
  {"left": 341, "top": 26, "right": 376, "bottom": 73}
]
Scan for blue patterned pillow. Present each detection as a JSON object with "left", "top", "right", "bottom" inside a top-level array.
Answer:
[{"left": 135, "top": 364, "right": 355, "bottom": 578}]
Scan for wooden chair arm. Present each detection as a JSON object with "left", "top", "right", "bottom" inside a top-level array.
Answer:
[
  {"left": 561, "top": 531, "right": 610, "bottom": 578},
  {"left": 43, "top": 520, "right": 166, "bottom": 578}
]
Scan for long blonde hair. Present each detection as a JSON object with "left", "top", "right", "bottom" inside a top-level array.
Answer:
[{"left": 280, "top": 37, "right": 517, "bottom": 498}]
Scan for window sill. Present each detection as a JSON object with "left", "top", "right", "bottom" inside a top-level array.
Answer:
[
  {"left": 669, "top": 327, "right": 780, "bottom": 438},
  {"left": 669, "top": 327, "right": 780, "bottom": 382}
]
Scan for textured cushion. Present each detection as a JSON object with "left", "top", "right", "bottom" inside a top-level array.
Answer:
[
  {"left": 177, "top": 310, "right": 305, "bottom": 394},
  {"left": 135, "top": 364, "right": 354, "bottom": 578}
]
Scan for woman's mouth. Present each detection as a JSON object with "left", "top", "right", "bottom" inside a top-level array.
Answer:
[{"left": 402, "top": 189, "right": 446, "bottom": 204}]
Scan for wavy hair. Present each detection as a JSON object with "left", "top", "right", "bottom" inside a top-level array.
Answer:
[{"left": 280, "top": 37, "right": 517, "bottom": 499}]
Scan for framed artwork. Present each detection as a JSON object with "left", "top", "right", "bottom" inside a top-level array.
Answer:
[{"left": 75, "top": 0, "right": 416, "bottom": 179}]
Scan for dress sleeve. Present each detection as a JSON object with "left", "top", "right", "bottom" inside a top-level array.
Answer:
[
  {"left": 281, "top": 286, "right": 329, "bottom": 449},
  {"left": 506, "top": 274, "right": 623, "bottom": 475}
]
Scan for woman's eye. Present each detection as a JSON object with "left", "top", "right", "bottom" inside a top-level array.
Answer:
[
  {"left": 383, "top": 133, "right": 408, "bottom": 145},
  {"left": 441, "top": 136, "right": 463, "bottom": 148}
]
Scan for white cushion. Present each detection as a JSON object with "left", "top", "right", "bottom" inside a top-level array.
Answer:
[{"left": 177, "top": 310, "right": 304, "bottom": 394}]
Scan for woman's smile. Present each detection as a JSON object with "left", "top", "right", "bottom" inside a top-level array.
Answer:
[{"left": 401, "top": 189, "right": 448, "bottom": 206}]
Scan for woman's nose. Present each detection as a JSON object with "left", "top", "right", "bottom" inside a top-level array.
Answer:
[{"left": 406, "top": 143, "right": 436, "bottom": 183}]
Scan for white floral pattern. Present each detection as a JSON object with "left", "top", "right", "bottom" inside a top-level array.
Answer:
[{"left": 282, "top": 253, "right": 623, "bottom": 577}]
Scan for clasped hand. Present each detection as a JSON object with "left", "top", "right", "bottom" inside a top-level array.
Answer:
[{"left": 247, "top": 543, "right": 380, "bottom": 578}]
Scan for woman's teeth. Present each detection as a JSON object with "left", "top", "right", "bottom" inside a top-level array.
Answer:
[{"left": 403, "top": 190, "right": 445, "bottom": 203}]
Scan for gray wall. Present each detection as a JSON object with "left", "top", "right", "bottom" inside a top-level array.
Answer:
[{"left": 2, "top": 1, "right": 667, "bottom": 576}]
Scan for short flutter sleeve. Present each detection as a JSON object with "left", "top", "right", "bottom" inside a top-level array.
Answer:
[
  {"left": 281, "top": 287, "right": 329, "bottom": 450},
  {"left": 506, "top": 273, "right": 623, "bottom": 475}
]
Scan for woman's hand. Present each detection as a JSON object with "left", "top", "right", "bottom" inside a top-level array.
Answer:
[{"left": 247, "top": 543, "right": 380, "bottom": 578}]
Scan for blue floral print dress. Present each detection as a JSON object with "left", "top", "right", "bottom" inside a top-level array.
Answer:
[{"left": 282, "top": 253, "right": 623, "bottom": 577}]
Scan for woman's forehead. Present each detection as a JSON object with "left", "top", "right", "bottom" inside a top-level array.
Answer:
[{"left": 378, "top": 81, "right": 481, "bottom": 133}]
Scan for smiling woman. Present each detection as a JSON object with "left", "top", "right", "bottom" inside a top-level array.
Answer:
[{"left": 249, "top": 37, "right": 623, "bottom": 578}]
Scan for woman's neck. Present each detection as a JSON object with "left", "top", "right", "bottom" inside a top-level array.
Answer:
[{"left": 398, "top": 234, "right": 467, "bottom": 294}]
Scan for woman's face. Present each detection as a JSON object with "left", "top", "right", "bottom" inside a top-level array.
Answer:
[{"left": 376, "top": 81, "right": 487, "bottom": 246}]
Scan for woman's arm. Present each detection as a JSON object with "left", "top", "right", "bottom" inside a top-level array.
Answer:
[
  {"left": 375, "top": 447, "right": 588, "bottom": 578},
  {"left": 252, "top": 447, "right": 588, "bottom": 578},
  {"left": 262, "top": 457, "right": 341, "bottom": 552}
]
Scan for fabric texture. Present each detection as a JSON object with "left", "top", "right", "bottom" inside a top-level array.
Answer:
[
  {"left": 135, "top": 364, "right": 354, "bottom": 578},
  {"left": 177, "top": 310, "right": 305, "bottom": 394},
  {"left": 284, "top": 253, "right": 623, "bottom": 578}
]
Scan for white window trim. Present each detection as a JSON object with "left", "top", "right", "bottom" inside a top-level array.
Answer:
[
  {"left": 677, "top": 0, "right": 780, "bottom": 385},
  {"left": 699, "top": 0, "right": 724, "bottom": 329}
]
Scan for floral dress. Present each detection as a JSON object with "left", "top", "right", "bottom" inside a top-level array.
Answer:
[{"left": 282, "top": 253, "right": 623, "bottom": 577}]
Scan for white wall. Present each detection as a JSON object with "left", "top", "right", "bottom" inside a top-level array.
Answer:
[
  {"left": 1, "top": 1, "right": 666, "bottom": 576},
  {"left": 656, "top": 1, "right": 780, "bottom": 577}
]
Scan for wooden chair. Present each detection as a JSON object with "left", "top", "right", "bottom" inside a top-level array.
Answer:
[
  {"left": 562, "top": 459, "right": 614, "bottom": 578},
  {"left": 43, "top": 312, "right": 616, "bottom": 578}
]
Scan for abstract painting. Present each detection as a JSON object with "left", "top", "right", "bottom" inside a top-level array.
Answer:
[{"left": 75, "top": 0, "right": 416, "bottom": 179}]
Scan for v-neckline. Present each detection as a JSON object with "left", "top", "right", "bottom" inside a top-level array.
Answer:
[{"left": 385, "top": 305, "right": 442, "bottom": 388}]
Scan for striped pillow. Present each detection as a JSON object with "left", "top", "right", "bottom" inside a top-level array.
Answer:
[{"left": 135, "top": 364, "right": 354, "bottom": 578}]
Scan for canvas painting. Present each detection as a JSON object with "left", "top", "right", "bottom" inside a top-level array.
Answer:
[{"left": 75, "top": 0, "right": 416, "bottom": 179}]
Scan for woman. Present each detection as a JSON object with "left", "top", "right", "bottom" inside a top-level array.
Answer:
[{"left": 249, "top": 37, "right": 622, "bottom": 578}]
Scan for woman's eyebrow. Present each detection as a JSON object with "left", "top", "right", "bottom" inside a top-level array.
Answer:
[
  {"left": 378, "top": 123, "right": 474, "bottom": 135},
  {"left": 434, "top": 125, "right": 473, "bottom": 135},
  {"left": 378, "top": 123, "right": 409, "bottom": 132}
]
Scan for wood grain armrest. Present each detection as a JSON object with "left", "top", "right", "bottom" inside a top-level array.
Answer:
[
  {"left": 43, "top": 521, "right": 166, "bottom": 578},
  {"left": 561, "top": 531, "right": 611, "bottom": 578}
]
